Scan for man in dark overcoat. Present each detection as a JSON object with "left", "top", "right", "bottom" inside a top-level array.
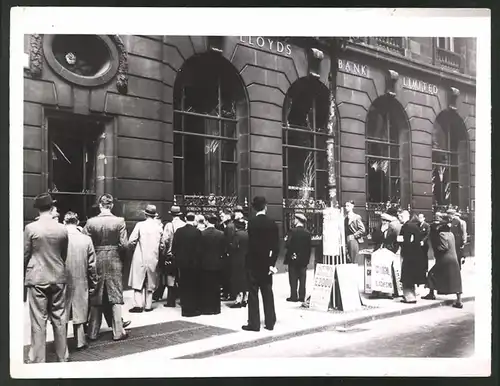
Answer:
[
  {"left": 219, "top": 209, "right": 236, "bottom": 300},
  {"left": 242, "top": 196, "right": 280, "bottom": 332},
  {"left": 417, "top": 213, "right": 431, "bottom": 260},
  {"left": 172, "top": 213, "right": 203, "bottom": 317},
  {"left": 398, "top": 210, "right": 427, "bottom": 303},
  {"left": 200, "top": 215, "right": 226, "bottom": 315},
  {"left": 24, "top": 193, "right": 69, "bottom": 363},
  {"left": 284, "top": 213, "right": 311, "bottom": 303},
  {"left": 83, "top": 194, "right": 128, "bottom": 341}
]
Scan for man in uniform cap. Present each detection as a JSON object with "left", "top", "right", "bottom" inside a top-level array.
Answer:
[
  {"left": 24, "top": 193, "right": 69, "bottom": 362},
  {"left": 83, "top": 194, "right": 129, "bottom": 341},
  {"left": 284, "top": 212, "right": 312, "bottom": 303}
]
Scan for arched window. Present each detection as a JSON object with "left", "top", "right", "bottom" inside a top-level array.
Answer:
[
  {"left": 282, "top": 77, "right": 330, "bottom": 237},
  {"left": 365, "top": 97, "right": 409, "bottom": 205},
  {"left": 173, "top": 53, "right": 247, "bottom": 203},
  {"left": 432, "top": 111, "right": 470, "bottom": 210}
]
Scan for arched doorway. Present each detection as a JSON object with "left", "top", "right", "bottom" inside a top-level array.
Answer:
[
  {"left": 365, "top": 95, "right": 411, "bottom": 233},
  {"left": 282, "top": 77, "right": 332, "bottom": 239},
  {"left": 432, "top": 110, "right": 471, "bottom": 212},
  {"left": 172, "top": 52, "right": 249, "bottom": 214}
]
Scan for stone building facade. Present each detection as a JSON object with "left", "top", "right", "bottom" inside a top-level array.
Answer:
[{"left": 23, "top": 35, "right": 476, "bottom": 277}]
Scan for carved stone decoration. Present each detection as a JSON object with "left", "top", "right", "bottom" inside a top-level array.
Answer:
[
  {"left": 385, "top": 69, "right": 399, "bottom": 97},
  {"left": 29, "top": 34, "right": 43, "bottom": 77},
  {"left": 448, "top": 87, "right": 460, "bottom": 110},
  {"left": 208, "top": 36, "right": 224, "bottom": 53},
  {"left": 326, "top": 76, "right": 338, "bottom": 208},
  {"left": 308, "top": 47, "right": 324, "bottom": 78},
  {"left": 109, "top": 35, "right": 128, "bottom": 94}
]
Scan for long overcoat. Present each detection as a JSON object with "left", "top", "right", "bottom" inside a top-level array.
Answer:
[
  {"left": 428, "top": 226, "right": 462, "bottom": 294},
  {"left": 230, "top": 229, "right": 249, "bottom": 294},
  {"left": 400, "top": 219, "right": 427, "bottom": 286},
  {"left": 83, "top": 212, "right": 128, "bottom": 305},
  {"left": 65, "top": 226, "right": 98, "bottom": 324},
  {"left": 128, "top": 218, "right": 163, "bottom": 291}
]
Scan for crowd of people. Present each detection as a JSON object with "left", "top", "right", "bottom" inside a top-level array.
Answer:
[
  {"left": 347, "top": 202, "right": 468, "bottom": 307},
  {"left": 23, "top": 190, "right": 469, "bottom": 363},
  {"left": 25, "top": 193, "right": 307, "bottom": 363}
]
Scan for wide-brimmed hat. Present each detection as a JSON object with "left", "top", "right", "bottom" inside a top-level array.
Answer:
[
  {"left": 446, "top": 208, "right": 457, "bottom": 215},
  {"left": 294, "top": 212, "right": 307, "bottom": 223},
  {"left": 144, "top": 204, "right": 158, "bottom": 217},
  {"left": 33, "top": 193, "right": 56, "bottom": 209},
  {"left": 169, "top": 205, "right": 182, "bottom": 216}
]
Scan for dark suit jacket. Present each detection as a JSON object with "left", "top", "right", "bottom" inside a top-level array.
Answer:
[
  {"left": 419, "top": 221, "right": 431, "bottom": 246},
  {"left": 284, "top": 226, "right": 312, "bottom": 267},
  {"left": 201, "top": 227, "right": 226, "bottom": 271},
  {"left": 372, "top": 223, "right": 400, "bottom": 254},
  {"left": 172, "top": 224, "right": 202, "bottom": 270},
  {"left": 247, "top": 214, "right": 280, "bottom": 273},
  {"left": 24, "top": 216, "right": 69, "bottom": 286}
]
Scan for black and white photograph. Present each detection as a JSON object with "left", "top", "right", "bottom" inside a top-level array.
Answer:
[{"left": 9, "top": 7, "right": 491, "bottom": 378}]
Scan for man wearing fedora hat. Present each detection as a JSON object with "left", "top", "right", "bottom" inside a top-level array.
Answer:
[
  {"left": 24, "top": 193, "right": 69, "bottom": 362},
  {"left": 242, "top": 196, "right": 279, "bottom": 332},
  {"left": 284, "top": 212, "right": 312, "bottom": 303},
  {"left": 83, "top": 194, "right": 128, "bottom": 341},
  {"left": 127, "top": 204, "right": 164, "bottom": 313},
  {"left": 158, "top": 205, "right": 186, "bottom": 307}
]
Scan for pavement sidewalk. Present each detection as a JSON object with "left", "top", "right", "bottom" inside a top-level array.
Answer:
[{"left": 22, "top": 257, "right": 476, "bottom": 361}]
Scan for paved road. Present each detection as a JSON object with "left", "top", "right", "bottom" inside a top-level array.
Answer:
[{"left": 217, "top": 301, "right": 475, "bottom": 358}]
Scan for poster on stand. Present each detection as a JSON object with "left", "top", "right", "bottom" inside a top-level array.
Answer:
[
  {"left": 309, "top": 264, "right": 335, "bottom": 312},
  {"left": 392, "top": 253, "right": 403, "bottom": 297},
  {"left": 371, "top": 248, "right": 396, "bottom": 294},
  {"left": 322, "top": 207, "right": 344, "bottom": 258}
]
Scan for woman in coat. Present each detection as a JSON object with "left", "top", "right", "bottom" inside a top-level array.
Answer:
[
  {"left": 399, "top": 211, "right": 427, "bottom": 303},
  {"left": 229, "top": 219, "right": 249, "bottom": 308},
  {"left": 422, "top": 215, "right": 463, "bottom": 308},
  {"left": 128, "top": 205, "right": 164, "bottom": 313}
]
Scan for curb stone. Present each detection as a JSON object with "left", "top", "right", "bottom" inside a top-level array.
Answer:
[{"left": 176, "top": 295, "right": 475, "bottom": 359}]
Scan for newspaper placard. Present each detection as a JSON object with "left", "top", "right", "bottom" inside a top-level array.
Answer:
[
  {"left": 322, "top": 207, "right": 343, "bottom": 257},
  {"left": 362, "top": 251, "right": 373, "bottom": 294},
  {"left": 392, "top": 253, "right": 403, "bottom": 297},
  {"left": 335, "top": 264, "right": 363, "bottom": 312},
  {"left": 371, "top": 248, "right": 396, "bottom": 294},
  {"left": 309, "top": 264, "right": 335, "bottom": 311}
]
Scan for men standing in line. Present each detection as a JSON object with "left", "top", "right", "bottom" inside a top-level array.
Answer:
[
  {"left": 128, "top": 205, "right": 164, "bottom": 313},
  {"left": 344, "top": 200, "right": 366, "bottom": 264},
  {"left": 159, "top": 205, "right": 186, "bottom": 307},
  {"left": 172, "top": 212, "right": 203, "bottom": 317},
  {"left": 399, "top": 211, "right": 427, "bottom": 304},
  {"left": 284, "top": 213, "right": 311, "bottom": 303},
  {"left": 243, "top": 196, "right": 279, "bottom": 332},
  {"left": 448, "top": 208, "right": 467, "bottom": 268},
  {"left": 63, "top": 211, "right": 97, "bottom": 351},
  {"left": 24, "top": 193, "right": 69, "bottom": 363},
  {"left": 417, "top": 213, "right": 431, "bottom": 260},
  {"left": 219, "top": 209, "right": 236, "bottom": 301},
  {"left": 83, "top": 194, "right": 128, "bottom": 341},
  {"left": 200, "top": 215, "right": 227, "bottom": 315}
]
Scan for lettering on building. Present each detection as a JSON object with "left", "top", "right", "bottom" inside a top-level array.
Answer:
[
  {"left": 239, "top": 36, "right": 292, "bottom": 56},
  {"left": 338, "top": 59, "right": 369, "bottom": 77},
  {"left": 402, "top": 77, "right": 438, "bottom": 95}
]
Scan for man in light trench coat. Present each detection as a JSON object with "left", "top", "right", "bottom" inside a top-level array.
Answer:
[
  {"left": 83, "top": 194, "right": 129, "bottom": 341},
  {"left": 63, "top": 211, "right": 98, "bottom": 350},
  {"left": 128, "top": 204, "right": 164, "bottom": 312}
]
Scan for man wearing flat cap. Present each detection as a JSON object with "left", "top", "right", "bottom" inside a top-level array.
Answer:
[
  {"left": 243, "top": 196, "right": 279, "bottom": 332},
  {"left": 284, "top": 212, "right": 312, "bottom": 303},
  {"left": 158, "top": 205, "right": 186, "bottom": 307},
  {"left": 24, "top": 193, "right": 69, "bottom": 363},
  {"left": 83, "top": 194, "right": 129, "bottom": 341},
  {"left": 127, "top": 204, "right": 164, "bottom": 313}
]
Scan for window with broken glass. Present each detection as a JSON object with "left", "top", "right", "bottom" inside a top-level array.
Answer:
[
  {"left": 173, "top": 55, "right": 240, "bottom": 200},
  {"left": 365, "top": 105, "right": 401, "bottom": 205},
  {"left": 48, "top": 117, "right": 103, "bottom": 223},
  {"left": 432, "top": 118, "right": 459, "bottom": 208},
  {"left": 282, "top": 78, "right": 329, "bottom": 238}
]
